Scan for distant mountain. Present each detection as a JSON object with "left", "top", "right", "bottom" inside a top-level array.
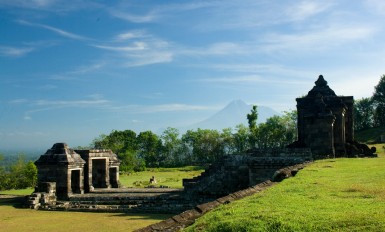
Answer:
[{"left": 186, "top": 100, "right": 280, "bottom": 131}]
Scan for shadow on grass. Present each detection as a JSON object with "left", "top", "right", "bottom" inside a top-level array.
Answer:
[
  {"left": 0, "top": 195, "right": 27, "bottom": 208},
  {"left": 109, "top": 212, "right": 173, "bottom": 221}
]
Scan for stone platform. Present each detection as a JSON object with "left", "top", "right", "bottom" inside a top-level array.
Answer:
[{"left": 50, "top": 188, "right": 201, "bottom": 214}]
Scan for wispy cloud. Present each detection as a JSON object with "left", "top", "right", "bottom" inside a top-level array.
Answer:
[
  {"left": 105, "top": 103, "right": 215, "bottom": 114},
  {"left": 260, "top": 24, "right": 376, "bottom": 53},
  {"left": 11, "top": 95, "right": 110, "bottom": 120},
  {"left": 0, "top": 0, "right": 102, "bottom": 12},
  {"left": 93, "top": 31, "right": 173, "bottom": 67},
  {"left": 285, "top": 1, "right": 334, "bottom": 21},
  {"left": 0, "top": 46, "right": 35, "bottom": 57},
  {"left": 16, "top": 19, "right": 90, "bottom": 41},
  {"left": 198, "top": 75, "right": 308, "bottom": 86},
  {"left": 108, "top": 9, "right": 157, "bottom": 23},
  {"left": 114, "top": 30, "right": 148, "bottom": 41}
]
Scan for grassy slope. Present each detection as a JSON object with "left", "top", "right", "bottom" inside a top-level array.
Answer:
[{"left": 187, "top": 145, "right": 385, "bottom": 232}]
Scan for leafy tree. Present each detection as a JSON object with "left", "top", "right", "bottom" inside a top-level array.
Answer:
[
  {"left": 161, "top": 127, "right": 185, "bottom": 167},
  {"left": 354, "top": 97, "right": 374, "bottom": 131},
  {"left": 137, "top": 131, "right": 163, "bottom": 167},
  {"left": 0, "top": 155, "right": 37, "bottom": 190},
  {"left": 233, "top": 124, "right": 250, "bottom": 154},
  {"left": 181, "top": 128, "right": 224, "bottom": 164},
  {"left": 221, "top": 128, "right": 236, "bottom": 155},
  {"left": 247, "top": 105, "right": 258, "bottom": 148},
  {"left": 255, "top": 111, "right": 297, "bottom": 149},
  {"left": 372, "top": 74, "right": 385, "bottom": 127},
  {"left": 92, "top": 130, "right": 141, "bottom": 171},
  {"left": 119, "top": 150, "right": 145, "bottom": 172}
]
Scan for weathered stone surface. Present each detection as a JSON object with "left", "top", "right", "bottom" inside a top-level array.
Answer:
[
  {"left": 289, "top": 75, "right": 376, "bottom": 158},
  {"left": 33, "top": 143, "right": 120, "bottom": 202}
]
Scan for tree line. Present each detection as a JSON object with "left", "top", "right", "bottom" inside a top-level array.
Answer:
[
  {"left": 354, "top": 74, "right": 385, "bottom": 131},
  {"left": 92, "top": 109, "right": 297, "bottom": 172},
  {"left": 0, "top": 154, "right": 37, "bottom": 191}
]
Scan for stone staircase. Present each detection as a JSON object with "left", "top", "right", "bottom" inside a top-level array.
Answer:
[{"left": 28, "top": 192, "right": 57, "bottom": 209}]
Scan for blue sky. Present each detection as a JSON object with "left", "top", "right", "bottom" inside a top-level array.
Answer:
[{"left": 1, "top": 0, "right": 385, "bottom": 151}]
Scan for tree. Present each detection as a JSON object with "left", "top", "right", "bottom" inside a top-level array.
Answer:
[
  {"left": 247, "top": 105, "right": 258, "bottom": 148},
  {"left": 0, "top": 155, "right": 37, "bottom": 190},
  {"left": 255, "top": 111, "right": 297, "bottom": 149},
  {"left": 161, "top": 127, "right": 183, "bottom": 167},
  {"left": 137, "top": 131, "right": 163, "bottom": 167},
  {"left": 372, "top": 74, "right": 385, "bottom": 127},
  {"left": 233, "top": 124, "right": 250, "bottom": 154},
  {"left": 181, "top": 128, "right": 224, "bottom": 164},
  {"left": 354, "top": 97, "right": 374, "bottom": 131}
]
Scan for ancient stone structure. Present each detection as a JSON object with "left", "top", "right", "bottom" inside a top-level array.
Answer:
[
  {"left": 75, "top": 149, "right": 120, "bottom": 192},
  {"left": 34, "top": 143, "right": 120, "bottom": 201},
  {"left": 29, "top": 75, "right": 376, "bottom": 216},
  {"left": 296, "top": 75, "right": 353, "bottom": 158},
  {"left": 183, "top": 148, "right": 311, "bottom": 198},
  {"left": 290, "top": 75, "right": 375, "bottom": 158}
]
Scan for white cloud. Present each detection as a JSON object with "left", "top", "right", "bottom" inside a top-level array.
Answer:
[
  {"left": 114, "top": 30, "right": 148, "bottom": 41},
  {"left": 34, "top": 99, "right": 109, "bottom": 107},
  {"left": 199, "top": 75, "right": 308, "bottom": 86},
  {"left": 0, "top": 0, "right": 102, "bottom": 12},
  {"left": 93, "top": 42, "right": 147, "bottom": 52},
  {"left": 109, "top": 9, "right": 157, "bottom": 23},
  {"left": 285, "top": 1, "right": 334, "bottom": 21},
  {"left": 261, "top": 24, "right": 376, "bottom": 53},
  {"left": 17, "top": 20, "right": 89, "bottom": 41},
  {"left": 124, "top": 51, "right": 173, "bottom": 67},
  {"left": 365, "top": 0, "right": 385, "bottom": 14},
  {"left": 93, "top": 32, "right": 173, "bottom": 67},
  {"left": 9, "top": 99, "right": 29, "bottom": 104},
  {"left": 106, "top": 103, "right": 215, "bottom": 114},
  {"left": 0, "top": 46, "right": 35, "bottom": 57}
]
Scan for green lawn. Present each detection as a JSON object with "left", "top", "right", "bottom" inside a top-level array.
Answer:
[
  {"left": 0, "top": 166, "right": 203, "bottom": 232},
  {"left": 186, "top": 145, "right": 385, "bottom": 232},
  {"left": 119, "top": 166, "right": 204, "bottom": 188},
  {"left": 0, "top": 197, "right": 171, "bottom": 232}
]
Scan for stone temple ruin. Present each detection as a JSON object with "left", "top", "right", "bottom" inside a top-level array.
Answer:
[
  {"left": 28, "top": 75, "right": 376, "bottom": 217},
  {"left": 31, "top": 143, "right": 121, "bottom": 205},
  {"left": 289, "top": 75, "right": 376, "bottom": 158}
]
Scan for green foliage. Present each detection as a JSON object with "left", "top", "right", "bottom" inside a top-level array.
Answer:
[
  {"left": 182, "top": 128, "right": 225, "bottom": 164},
  {"left": 354, "top": 127, "right": 385, "bottom": 144},
  {"left": 352, "top": 74, "right": 385, "bottom": 130},
  {"left": 187, "top": 153, "right": 385, "bottom": 232},
  {"left": 254, "top": 110, "right": 297, "bottom": 149},
  {"left": 0, "top": 155, "right": 37, "bottom": 191},
  {"left": 354, "top": 97, "right": 375, "bottom": 131},
  {"left": 137, "top": 131, "right": 163, "bottom": 167},
  {"left": 92, "top": 108, "right": 297, "bottom": 169}
]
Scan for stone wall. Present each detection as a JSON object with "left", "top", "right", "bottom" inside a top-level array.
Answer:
[
  {"left": 136, "top": 162, "right": 309, "bottom": 232},
  {"left": 183, "top": 148, "right": 312, "bottom": 198}
]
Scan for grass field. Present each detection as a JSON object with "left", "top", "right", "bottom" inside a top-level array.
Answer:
[
  {"left": 186, "top": 144, "right": 385, "bottom": 232},
  {"left": 0, "top": 196, "right": 171, "bottom": 232},
  {"left": 119, "top": 166, "right": 204, "bottom": 188},
  {"left": 0, "top": 166, "right": 203, "bottom": 232}
]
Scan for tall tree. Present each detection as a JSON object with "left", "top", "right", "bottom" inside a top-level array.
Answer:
[
  {"left": 233, "top": 124, "right": 250, "bottom": 154},
  {"left": 354, "top": 97, "right": 374, "bottom": 131},
  {"left": 161, "top": 127, "right": 183, "bottom": 167},
  {"left": 373, "top": 74, "right": 385, "bottom": 127},
  {"left": 181, "top": 129, "right": 224, "bottom": 164},
  {"left": 247, "top": 105, "right": 258, "bottom": 148},
  {"left": 137, "top": 131, "right": 163, "bottom": 167}
]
